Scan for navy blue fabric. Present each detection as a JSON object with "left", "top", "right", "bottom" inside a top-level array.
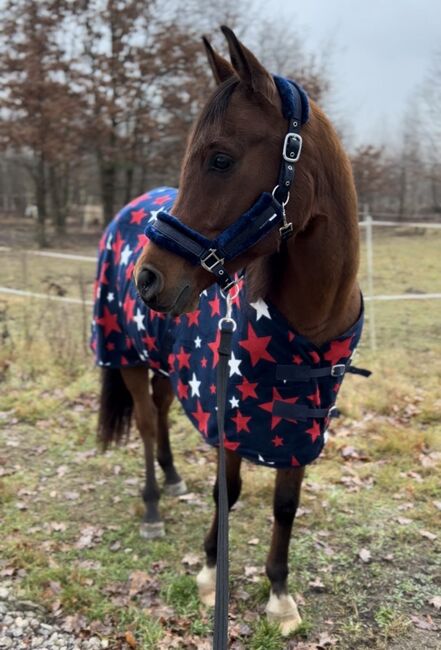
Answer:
[
  {"left": 91, "top": 187, "right": 365, "bottom": 469},
  {"left": 273, "top": 75, "right": 309, "bottom": 123}
]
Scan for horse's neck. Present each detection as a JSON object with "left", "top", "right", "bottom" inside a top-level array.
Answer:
[{"left": 268, "top": 211, "right": 361, "bottom": 347}]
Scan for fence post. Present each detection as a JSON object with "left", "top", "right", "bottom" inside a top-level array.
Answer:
[{"left": 364, "top": 205, "right": 377, "bottom": 351}]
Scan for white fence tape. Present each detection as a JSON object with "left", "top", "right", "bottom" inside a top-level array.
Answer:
[{"left": 0, "top": 286, "right": 93, "bottom": 306}]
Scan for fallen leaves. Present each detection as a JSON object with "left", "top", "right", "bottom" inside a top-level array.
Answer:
[
  {"left": 125, "top": 630, "right": 137, "bottom": 648},
  {"left": 419, "top": 529, "right": 437, "bottom": 541},
  {"left": 410, "top": 614, "right": 438, "bottom": 631},
  {"left": 75, "top": 526, "right": 104, "bottom": 549},
  {"left": 429, "top": 596, "right": 441, "bottom": 610},
  {"left": 358, "top": 548, "right": 371, "bottom": 563}
]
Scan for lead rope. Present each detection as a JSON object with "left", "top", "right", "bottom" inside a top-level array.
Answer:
[{"left": 213, "top": 292, "right": 237, "bottom": 650}]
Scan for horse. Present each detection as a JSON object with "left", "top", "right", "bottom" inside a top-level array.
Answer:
[{"left": 91, "top": 26, "right": 363, "bottom": 636}]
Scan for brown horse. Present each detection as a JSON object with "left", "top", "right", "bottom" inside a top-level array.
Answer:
[{"left": 130, "top": 26, "right": 361, "bottom": 634}]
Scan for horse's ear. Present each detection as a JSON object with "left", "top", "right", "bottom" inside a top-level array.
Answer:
[
  {"left": 220, "top": 25, "right": 277, "bottom": 103},
  {"left": 202, "top": 36, "right": 235, "bottom": 85}
]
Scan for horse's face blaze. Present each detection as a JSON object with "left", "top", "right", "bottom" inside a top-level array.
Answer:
[{"left": 135, "top": 78, "right": 287, "bottom": 313}]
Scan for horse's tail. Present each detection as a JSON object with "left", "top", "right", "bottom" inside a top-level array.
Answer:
[{"left": 98, "top": 368, "right": 133, "bottom": 450}]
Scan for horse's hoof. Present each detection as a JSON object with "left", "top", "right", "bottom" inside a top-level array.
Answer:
[
  {"left": 265, "top": 591, "right": 302, "bottom": 636},
  {"left": 139, "top": 521, "right": 165, "bottom": 539},
  {"left": 196, "top": 565, "right": 216, "bottom": 607},
  {"left": 163, "top": 479, "right": 188, "bottom": 497}
]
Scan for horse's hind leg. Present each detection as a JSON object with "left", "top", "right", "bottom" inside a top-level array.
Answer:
[
  {"left": 196, "top": 449, "right": 242, "bottom": 606},
  {"left": 152, "top": 374, "right": 187, "bottom": 496},
  {"left": 265, "top": 466, "right": 305, "bottom": 635},
  {"left": 121, "top": 367, "right": 164, "bottom": 539}
]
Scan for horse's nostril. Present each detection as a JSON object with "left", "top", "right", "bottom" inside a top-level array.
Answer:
[{"left": 137, "top": 266, "right": 163, "bottom": 300}]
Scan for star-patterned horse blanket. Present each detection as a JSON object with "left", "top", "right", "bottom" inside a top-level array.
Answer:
[{"left": 91, "top": 187, "right": 364, "bottom": 469}]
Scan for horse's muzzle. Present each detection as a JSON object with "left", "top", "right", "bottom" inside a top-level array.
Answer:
[{"left": 136, "top": 265, "right": 164, "bottom": 303}]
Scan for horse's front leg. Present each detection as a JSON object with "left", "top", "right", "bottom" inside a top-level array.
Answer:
[
  {"left": 265, "top": 466, "right": 305, "bottom": 636},
  {"left": 197, "top": 449, "right": 242, "bottom": 606},
  {"left": 121, "top": 367, "right": 163, "bottom": 539}
]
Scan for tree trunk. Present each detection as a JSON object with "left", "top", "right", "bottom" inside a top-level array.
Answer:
[
  {"left": 100, "top": 159, "right": 116, "bottom": 224},
  {"left": 35, "top": 156, "right": 47, "bottom": 247},
  {"left": 49, "top": 164, "right": 67, "bottom": 235}
]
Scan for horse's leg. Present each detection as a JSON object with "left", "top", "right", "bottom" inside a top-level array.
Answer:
[
  {"left": 196, "top": 449, "right": 242, "bottom": 606},
  {"left": 265, "top": 466, "right": 305, "bottom": 635},
  {"left": 121, "top": 367, "right": 164, "bottom": 539},
  {"left": 151, "top": 374, "right": 187, "bottom": 496}
]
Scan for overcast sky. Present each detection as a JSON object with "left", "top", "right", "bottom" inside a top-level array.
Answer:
[{"left": 261, "top": 0, "right": 440, "bottom": 146}]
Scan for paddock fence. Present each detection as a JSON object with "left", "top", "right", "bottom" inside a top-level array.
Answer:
[{"left": 0, "top": 214, "right": 440, "bottom": 352}]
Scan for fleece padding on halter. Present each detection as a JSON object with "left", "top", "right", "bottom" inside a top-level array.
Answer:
[{"left": 91, "top": 187, "right": 366, "bottom": 470}]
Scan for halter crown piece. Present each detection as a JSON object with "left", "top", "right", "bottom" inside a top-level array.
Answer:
[{"left": 144, "top": 76, "right": 310, "bottom": 291}]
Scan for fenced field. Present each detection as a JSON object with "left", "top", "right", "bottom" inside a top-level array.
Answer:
[{"left": 0, "top": 222, "right": 440, "bottom": 649}]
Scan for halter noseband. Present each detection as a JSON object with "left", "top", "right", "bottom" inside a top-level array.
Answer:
[{"left": 144, "top": 75, "right": 309, "bottom": 291}]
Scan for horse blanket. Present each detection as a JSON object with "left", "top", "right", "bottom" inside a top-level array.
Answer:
[{"left": 91, "top": 187, "right": 364, "bottom": 469}]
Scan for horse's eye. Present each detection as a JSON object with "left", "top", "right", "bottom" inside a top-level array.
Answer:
[{"left": 210, "top": 153, "right": 234, "bottom": 172}]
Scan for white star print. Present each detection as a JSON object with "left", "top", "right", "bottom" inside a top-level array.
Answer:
[
  {"left": 250, "top": 298, "right": 271, "bottom": 321},
  {"left": 133, "top": 308, "right": 146, "bottom": 331},
  {"left": 258, "top": 453, "right": 275, "bottom": 465},
  {"left": 120, "top": 244, "right": 132, "bottom": 266},
  {"left": 107, "top": 292, "right": 114, "bottom": 303},
  {"left": 148, "top": 209, "right": 160, "bottom": 222},
  {"left": 106, "top": 234, "right": 113, "bottom": 250},
  {"left": 194, "top": 336, "right": 202, "bottom": 349},
  {"left": 189, "top": 372, "right": 201, "bottom": 397},
  {"left": 229, "top": 396, "right": 240, "bottom": 408},
  {"left": 228, "top": 352, "right": 242, "bottom": 377}
]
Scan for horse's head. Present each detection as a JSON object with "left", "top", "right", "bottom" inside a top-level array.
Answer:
[{"left": 135, "top": 26, "right": 313, "bottom": 314}]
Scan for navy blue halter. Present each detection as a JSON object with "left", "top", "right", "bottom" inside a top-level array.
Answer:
[{"left": 144, "top": 76, "right": 309, "bottom": 291}]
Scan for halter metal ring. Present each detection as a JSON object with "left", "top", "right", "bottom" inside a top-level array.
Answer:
[
  {"left": 272, "top": 185, "right": 291, "bottom": 207},
  {"left": 218, "top": 317, "right": 237, "bottom": 332}
]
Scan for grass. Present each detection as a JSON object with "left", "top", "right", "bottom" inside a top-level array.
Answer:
[{"left": 0, "top": 231, "right": 440, "bottom": 648}]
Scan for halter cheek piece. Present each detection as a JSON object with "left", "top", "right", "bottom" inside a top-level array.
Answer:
[{"left": 144, "top": 76, "right": 309, "bottom": 292}]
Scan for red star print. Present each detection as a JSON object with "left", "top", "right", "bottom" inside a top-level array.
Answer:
[
  {"left": 142, "top": 335, "right": 157, "bottom": 351},
  {"left": 272, "top": 435, "right": 284, "bottom": 447},
  {"left": 237, "top": 378, "right": 258, "bottom": 400},
  {"left": 98, "top": 233, "right": 106, "bottom": 252},
  {"left": 333, "top": 382, "right": 341, "bottom": 393},
  {"left": 112, "top": 231, "right": 124, "bottom": 264},
  {"left": 128, "top": 192, "right": 149, "bottom": 207},
  {"left": 176, "top": 346, "right": 191, "bottom": 369},
  {"left": 288, "top": 331, "right": 295, "bottom": 342},
  {"left": 209, "top": 295, "right": 221, "bottom": 316},
  {"left": 130, "top": 208, "right": 146, "bottom": 225},
  {"left": 224, "top": 436, "right": 240, "bottom": 451},
  {"left": 177, "top": 379, "right": 189, "bottom": 400},
  {"left": 309, "top": 350, "right": 320, "bottom": 364},
  {"left": 231, "top": 410, "right": 251, "bottom": 433},
  {"left": 121, "top": 355, "right": 128, "bottom": 365},
  {"left": 187, "top": 310, "right": 200, "bottom": 326},
  {"left": 96, "top": 307, "right": 121, "bottom": 338},
  {"left": 201, "top": 357, "right": 208, "bottom": 368},
  {"left": 168, "top": 353, "right": 176, "bottom": 370},
  {"left": 305, "top": 420, "right": 321, "bottom": 443},
  {"left": 307, "top": 386, "right": 321, "bottom": 406},
  {"left": 135, "top": 234, "right": 148, "bottom": 253},
  {"left": 291, "top": 455, "right": 301, "bottom": 467},
  {"left": 125, "top": 261, "right": 135, "bottom": 281},
  {"left": 174, "top": 316, "right": 181, "bottom": 325},
  {"left": 150, "top": 310, "right": 165, "bottom": 320},
  {"left": 292, "top": 354, "right": 303, "bottom": 365},
  {"left": 239, "top": 323, "right": 275, "bottom": 367},
  {"left": 105, "top": 341, "right": 115, "bottom": 351},
  {"left": 208, "top": 329, "right": 221, "bottom": 368},
  {"left": 192, "top": 400, "right": 210, "bottom": 436},
  {"left": 98, "top": 262, "right": 109, "bottom": 286},
  {"left": 210, "top": 384, "right": 216, "bottom": 394},
  {"left": 153, "top": 194, "right": 171, "bottom": 205},
  {"left": 123, "top": 294, "right": 135, "bottom": 321},
  {"left": 125, "top": 335, "right": 132, "bottom": 349},
  {"left": 259, "top": 388, "right": 299, "bottom": 429},
  {"left": 324, "top": 337, "right": 353, "bottom": 365}
]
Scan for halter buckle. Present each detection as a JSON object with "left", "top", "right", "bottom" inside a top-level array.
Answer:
[
  {"left": 279, "top": 222, "right": 293, "bottom": 240},
  {"left": 331, "top": 364, "right": 346, "bottom": 377},
  {"left": 201, "top": 248, "right": 225, "bottom": 272},
  {"left": 282, "top": 133, "right": 302, "bottom": 163}
]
